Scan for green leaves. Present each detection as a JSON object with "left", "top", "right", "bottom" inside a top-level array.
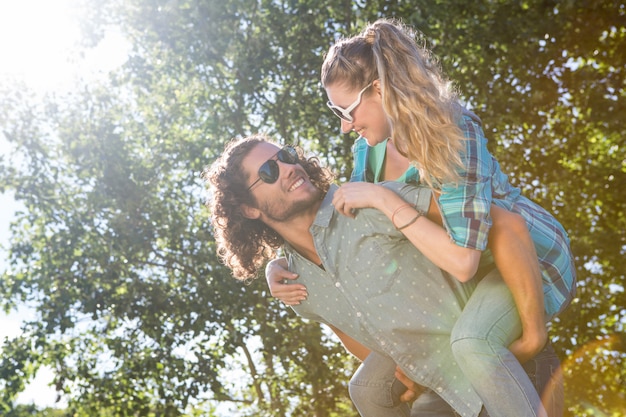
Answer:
[{"left": 0, "top": 0, "right": 624, "bottom": 415}]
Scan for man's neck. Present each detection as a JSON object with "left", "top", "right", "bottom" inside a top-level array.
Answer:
[{"left": 268, "top": 198, "right": 324, "bottom": 266}]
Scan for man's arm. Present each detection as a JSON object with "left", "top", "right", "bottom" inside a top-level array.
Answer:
[
  {"left": 328, "top": 324, "right": 426, "bottom": 403},
  {"left": 326, "top": 324, "right": 371, "bottom": 361}
]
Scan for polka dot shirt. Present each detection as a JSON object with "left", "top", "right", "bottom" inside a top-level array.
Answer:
[{"left": 287, "top": 183, "right": 483, "bottom": 417}]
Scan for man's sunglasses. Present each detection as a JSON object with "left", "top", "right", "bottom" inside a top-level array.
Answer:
[
  {"left": 326, "top": 82, "right": 372, "bottom": 123},
  {"left": 247, "top": 146, "right": 299, "bottom": 190}
]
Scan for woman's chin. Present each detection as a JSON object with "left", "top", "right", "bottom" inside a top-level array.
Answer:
[{"left": 364, "top": 136, "right": 383, "bottom": 147}]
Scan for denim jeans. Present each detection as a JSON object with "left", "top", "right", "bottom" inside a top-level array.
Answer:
[
  {"left": 450, "top": 270, "right": 548, "bottom": 417},
  {"left": 349, "top": 351, "right": 412, "bottom": 417},
  {"left": 349, "top": 344, "right": 563, "bottom": 417},
  {"left": 349, "top": 271, "right": 564, "bottom": 417},
  {"left": 521, "top": 343, "right": 564, "bottom": 417}
]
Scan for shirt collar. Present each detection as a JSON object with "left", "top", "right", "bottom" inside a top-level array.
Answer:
[{"left": 312, "top": 184, "right": 338, "bottom": 229}]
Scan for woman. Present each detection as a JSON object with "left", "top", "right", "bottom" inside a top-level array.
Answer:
[{"left": 269, "top": 18, "right": 575, "bottom": 417}]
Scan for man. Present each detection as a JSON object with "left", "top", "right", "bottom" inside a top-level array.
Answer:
[{"left": 204, "top": 134, "right": 563, "bottom": 417}]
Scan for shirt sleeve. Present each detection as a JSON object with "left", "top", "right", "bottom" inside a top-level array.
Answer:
[{"left": 437, "top": 112, "right": 494, "bottom": 251}]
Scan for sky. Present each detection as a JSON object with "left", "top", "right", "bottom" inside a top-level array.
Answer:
[{"left": 0, "top": 0, "right": 129, "bottom": 408}]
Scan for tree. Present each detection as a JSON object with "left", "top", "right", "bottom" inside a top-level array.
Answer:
[
  {"left": 0, "top": 1, "right": 357, "bottom": 414},
  {"left": 1, "top": 0, "right": 624, "bottom": 415},
  {"left": 4, "top": 404, "right": 68, "bottom": 417}
]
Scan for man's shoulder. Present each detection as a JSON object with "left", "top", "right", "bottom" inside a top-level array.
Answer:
[
  {"left": 378, "top": 180, "right": 429, "bottom": 196},
  {"left": 379, "top": 181, "right": 432, "bottom": 212}
]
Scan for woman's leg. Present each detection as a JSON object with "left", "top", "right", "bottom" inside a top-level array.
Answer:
[
  {"left": 450, "top": 269, "right": 548, "bottom": 417},
  {"left": 408, "top": 345, "right": 562, "bottom": 417},
  {"left": 349, "top": 351, "right": 411, "bottom": 417}
]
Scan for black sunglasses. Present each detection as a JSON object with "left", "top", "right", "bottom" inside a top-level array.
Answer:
[{"left": 247, "top": 146, "right": 299, "bottom": 190}]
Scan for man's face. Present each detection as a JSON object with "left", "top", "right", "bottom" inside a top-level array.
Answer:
[{"left": 242, "top": 142, "right": 322, "bottom": 222}]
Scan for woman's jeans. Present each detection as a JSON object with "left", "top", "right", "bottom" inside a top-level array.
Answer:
[
  {"left": 349, "top": 272, "right": 564, "bottom": 417},
  {"left": 350, "top": 346, "right": 563, "bottom": 417}
]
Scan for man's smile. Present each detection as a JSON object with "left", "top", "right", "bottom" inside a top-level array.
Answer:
[{"left": 288, "top": 177, "right": 305, "bottom": 192}]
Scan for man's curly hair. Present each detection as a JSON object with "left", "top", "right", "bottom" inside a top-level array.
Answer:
[{"left": 202, "top": 134, "right": 335, "bottom": 281}]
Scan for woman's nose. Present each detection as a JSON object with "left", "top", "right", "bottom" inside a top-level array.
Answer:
[{"left": 340, "top": 119, "right": 354, "bottom": 134}]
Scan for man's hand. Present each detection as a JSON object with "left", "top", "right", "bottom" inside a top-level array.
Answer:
[
  {"left": 395, "top": 366, "right": 426, "bottom": 403},
  {"left": 265, "top": 257, "right": 308, "bottom": 306}
]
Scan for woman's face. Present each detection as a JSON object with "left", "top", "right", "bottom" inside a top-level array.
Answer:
[{"left": 325, "top": 81, "right": 391, "bottom": 147}]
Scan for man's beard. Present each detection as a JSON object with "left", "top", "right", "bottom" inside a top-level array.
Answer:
[{"left": 260, "top": 187, "right": 323, "bottom": 222}]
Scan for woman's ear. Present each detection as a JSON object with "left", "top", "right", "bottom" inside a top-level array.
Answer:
[
  {"left": 240, "top": 203, "right": 261, "bottom": 220},
  {"left": 373, "top": 79, "right": 382, "bottom": 96}
]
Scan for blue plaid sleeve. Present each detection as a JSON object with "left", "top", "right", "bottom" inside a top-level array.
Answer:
[{"left": 437, "top": 112, "right": 496, "bottom": 251}]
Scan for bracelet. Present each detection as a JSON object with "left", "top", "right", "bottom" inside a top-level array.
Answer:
[
  {"left": 391, "top": 203, "right": 414, "bottom": 228},
  {"left": 395, "top": 209, "right": 425, "bottom": 231}
]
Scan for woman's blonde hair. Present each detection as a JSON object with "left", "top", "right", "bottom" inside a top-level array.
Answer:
[{"left": 321, "top": 18, "right": 465, "bottom": 188}]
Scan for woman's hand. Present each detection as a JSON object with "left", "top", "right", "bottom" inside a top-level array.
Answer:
[
  {"left": 508, "top": 325, "right": 548, "bottom": 364},
  {"left": 265, "top": 257, "right": 308, "bottom": 306},
  {"left": 332, "top": 182, "right": 391, "bottom": 217}
]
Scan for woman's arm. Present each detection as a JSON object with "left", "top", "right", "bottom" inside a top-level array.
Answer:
[
  {"left": 333, "top": 182, "right": 481, "bottom": 282},
  {"left": 265, "top": 257, "right": 308, "bottom": 305},
  {"left": 333, "top": 182, "right": 547, "bottom": 361},
  {"left": 488, "top": 206, "right": 547, "bottom": 362}
]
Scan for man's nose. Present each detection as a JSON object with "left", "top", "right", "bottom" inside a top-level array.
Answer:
[{"left": 277, "top": 159, "right": 297, "bottom": 179}]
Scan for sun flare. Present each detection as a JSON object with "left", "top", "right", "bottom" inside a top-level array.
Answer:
[
  {"left": 0, "top": 0, "right": 129, "bottom": 92},
  {"left": 0, "top": 0, "right": 81, "bottom": 89}
]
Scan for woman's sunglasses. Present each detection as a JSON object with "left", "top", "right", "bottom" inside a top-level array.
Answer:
[
  {"left": 326, "top": 82, "right": 372, "bottom": 123},
  {"left": 247, "top": 146, "right": 299, "bottom": 190}
]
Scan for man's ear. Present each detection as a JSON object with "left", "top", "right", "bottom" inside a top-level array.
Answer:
[{"left": 240, "top": 203, "right": 261, "bottom": 220}]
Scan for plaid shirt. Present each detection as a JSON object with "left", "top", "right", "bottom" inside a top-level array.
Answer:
[{"left": 349, "top": 110, "right": 576, "bottom": 317}]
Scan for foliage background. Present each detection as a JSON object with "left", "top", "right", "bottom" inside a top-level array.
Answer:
[{"left": 0, "top": 0, "right": 624, "bottom": 416}]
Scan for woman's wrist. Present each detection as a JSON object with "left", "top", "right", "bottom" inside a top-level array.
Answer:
[{"left": 395, "top": 209, "right": 425, "bottom": 230}]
